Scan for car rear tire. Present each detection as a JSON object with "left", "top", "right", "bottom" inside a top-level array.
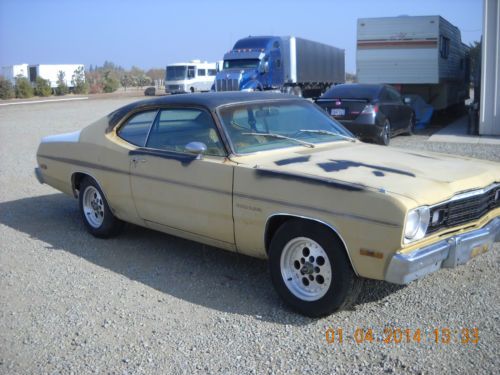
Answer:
[
  {"left": 79, "top": 177, "right": 124, "bottom": 238},
  {"left": 377, "top": 119, "right": 391, "bottom": 146},
  {"left": 269, "top": 219, "right": 363, "bottom": 317}
]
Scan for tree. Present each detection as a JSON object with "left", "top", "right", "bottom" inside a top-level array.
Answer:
[
  {"left": 34, "top": 76, "right": 52, "bottom": 96},
  {"left": 15, "top": 75, "right": 34, "bottom": 98},
  {"left": 146, "top": 68, "right": 164, "bottom": 86},
  {"left": 137, "top": 74, "right": 151, "bottom": 88},
  {"left": 56, "top": 71, "right": 69, "bottom": 95},
  {"left": 72, "top": 66, "right": 88, "bottom": 94},
  {"left": 120, "top": 74, "right": 133, "bottom": 91},
  {"left": 0, "top": 77, "right": 15, "bottom": 99},
  {"left": 102, "top": 71, "right": 119, "bottom": 93},
  {"left": 468, "top": 40, "right": 481, "bottom": 83}
]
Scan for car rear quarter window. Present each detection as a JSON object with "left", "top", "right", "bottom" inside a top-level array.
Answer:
[
  {"left": 383, "top": 87, "right": 402, "bottom": 103},
  {"left": 117, "top": 110, "right": 158, "bottom": 146},
  {"left": 146, "top": 109, "right": 225, "bottom": 156}
]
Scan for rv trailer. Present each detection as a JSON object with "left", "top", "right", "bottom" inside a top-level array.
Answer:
[{"left": 357, "top": 15, "right": 470, "bottom": 112}]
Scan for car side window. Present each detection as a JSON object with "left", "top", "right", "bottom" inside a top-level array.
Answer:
[
  {"left": 379, "top": 89, "right": 390, "bottom": 103},
  {"left": 146, "top": 108, "right": 225, "bottom": 156},
  {"left": 117, "top": 110, "right": 157, "bottom": 146},
  {"left": 382, "top": 88, "right": 401, "bottom": 103}
]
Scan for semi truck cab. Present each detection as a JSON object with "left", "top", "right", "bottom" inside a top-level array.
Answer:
[{"left": 215, "top": 36, "right": 283, "bottom": 93}]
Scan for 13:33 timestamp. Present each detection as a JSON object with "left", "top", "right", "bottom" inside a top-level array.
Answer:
[{"left": 325, "top": 327, "right": 479, "bottom": 345}]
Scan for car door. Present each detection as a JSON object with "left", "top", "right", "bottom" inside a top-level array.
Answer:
[
  {"left": 129, "top": 107, "right": 235, "bottom": 246},
  {"left": 386, "top": 87, "right": 406, "bottom": 130}
]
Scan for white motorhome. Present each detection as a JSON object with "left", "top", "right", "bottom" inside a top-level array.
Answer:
[
  {"left": 2, "top": 64, "right": 85, "bottom": 89},
  {"left": 165, "top": 60, "right": 217, "bottom": 94},
  {"left": 357, "top": 16, "right": 470, "bottom": 111}
]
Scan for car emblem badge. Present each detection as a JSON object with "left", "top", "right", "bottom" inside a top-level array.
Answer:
[{"left": 336, "top": 101, "right": 341, "bottom": 106}]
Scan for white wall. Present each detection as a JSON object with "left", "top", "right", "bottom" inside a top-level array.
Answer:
[
  {"left": 357, "top": 48, "right": 438, "bottom": 84},
  {"left": 480, "top": 0, "right": 500, "bottom": 135}
]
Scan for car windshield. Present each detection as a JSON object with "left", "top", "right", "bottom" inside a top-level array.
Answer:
[
  {"left": 217, "top": 100, "right": 354, "bottom": 154},
  {"left": 223, "top": 59, "right": 260, "bottom": 70},
  {"left": 166, "top": 66, "right": 187, "bottom": 81}
]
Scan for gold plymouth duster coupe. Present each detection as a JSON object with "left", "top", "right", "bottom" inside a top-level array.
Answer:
[{"left": 35, "top": 92, "right": 500, "bottom": 317}]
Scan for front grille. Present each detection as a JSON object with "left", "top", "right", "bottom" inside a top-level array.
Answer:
[
  {"left": 216, "top": 78, "right": 239, "bottom": 91},
  {"left": 428, "top": 184, "right": 500, "bottom": 234},
  {"left": 167, "top": 85, "right": 181, "bottom": 91}
]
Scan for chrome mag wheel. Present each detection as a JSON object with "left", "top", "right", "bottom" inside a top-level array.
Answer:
[
  {"left": 82, "top": 185, "right": 104, "bottom": 228},
  {"left": 280, "top": 237, "right": 332, "bottom": 301}
]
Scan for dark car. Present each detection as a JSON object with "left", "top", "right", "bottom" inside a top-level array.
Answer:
[
  {"left": 144, "top": 87, "right": 156, "bottom": 96},
  {"left": 315, "top": 84, "right": 415, "bottom": 145}
]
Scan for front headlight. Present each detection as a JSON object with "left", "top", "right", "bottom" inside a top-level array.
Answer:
[{"left": 404, "top": 206, "right": 430, "bottom": 243}]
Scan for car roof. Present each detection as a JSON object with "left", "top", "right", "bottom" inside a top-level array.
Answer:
[
  {"left": 320, "top": 83, "right": 385, "bottom": 100},
  {"left": 107, "top": 92, "right": 300, "bottom": 128}
]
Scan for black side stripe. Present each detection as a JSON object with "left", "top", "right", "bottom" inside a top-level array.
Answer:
[
  {"left": 38, "top": 154, "right": 399, "bottom": 227},
  {"left": 233, "top": 192, "right": 400, "bottom": 228}
]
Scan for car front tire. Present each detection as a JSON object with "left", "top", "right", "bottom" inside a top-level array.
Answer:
[
  {"left": 269, "top": 219, "right": 363, "bottom": 317},
  {"left": 79, "top": 177, "right": 124, "bottom": 238}
]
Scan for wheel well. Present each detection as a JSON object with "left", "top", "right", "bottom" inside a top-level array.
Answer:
[
  {"left": 71, "top": 172, "right": 90, "bottom": 197},
  {"left": 264, "top": 214, "right": 357, "bottom": 274}
]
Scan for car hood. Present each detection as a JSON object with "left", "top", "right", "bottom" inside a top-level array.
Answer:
[{"left": 235, "top": 142, "right": 500, "bottom": 206}]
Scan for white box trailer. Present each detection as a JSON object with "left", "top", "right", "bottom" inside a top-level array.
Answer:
[
  {"left": 357, "top": 16, "right": 470, "bottom": 111},
  {"left": 28, "top": 64, "right": 85, "bottom": 88},
  {"left": 1, "top": 64, "right": 29, "bottom": 84}
]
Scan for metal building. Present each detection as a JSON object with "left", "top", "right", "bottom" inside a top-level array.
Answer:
[{"left": 480, "top": 0, "right": 500, "bottom": 135}]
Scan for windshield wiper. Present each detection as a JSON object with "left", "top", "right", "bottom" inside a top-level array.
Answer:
[
  {"left": 298, "top": 129, "right": 357, "bottom": 142},
  {"left": 242, "top": 132, "right": 315, "bottom": 148}
]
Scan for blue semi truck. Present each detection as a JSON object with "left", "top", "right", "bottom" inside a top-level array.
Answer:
[{"left": 214, "top": 36, "right": 345, "bottom": 98}]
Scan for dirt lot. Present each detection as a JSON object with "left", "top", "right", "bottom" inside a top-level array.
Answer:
[{"left": 0, "top": 97, "right": 499, "bottom": 374}]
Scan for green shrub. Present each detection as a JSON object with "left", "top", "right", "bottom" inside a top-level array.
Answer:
[
  {"left": 35, "top": 77, "right": 52, "bottom": 97},
  {"left": 56, "top": 82, "right": 69, "bottom": 96},
  {"left": 15, "top": 76, "right": 34, "bottom": 98},
  {"left": 0, "top": 77, "right": 15, "bottom": 99},
  {"left": 103, "top": 73, "right": 119, "bottom": 93},
  {"left": 72, "top": 66, "right": 88, "bottom": 94},
  {"left": 56, "top": 71, "right": 69, "bottom": 95}
]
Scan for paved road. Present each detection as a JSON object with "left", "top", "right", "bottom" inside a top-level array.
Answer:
[{"left": 0, "top": 97, "right": 498, "bottom": 374}]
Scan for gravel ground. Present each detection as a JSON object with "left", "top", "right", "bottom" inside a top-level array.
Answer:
[{"left": 0, "top": 97, "right": 499, "bottom": 375}]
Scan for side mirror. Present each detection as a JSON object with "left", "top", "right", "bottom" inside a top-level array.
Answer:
[
  {"left": 258, "top": 63, "right": 265, "bottom": 74},
  {"left": 403, "top": 97, "right": 411, "bottom": 104},
  {"left": 185, "top": 141, "right": 207, "bottom": 159},
  {"left": 258, "top": 60, "right": 269, "bottom": 74}
]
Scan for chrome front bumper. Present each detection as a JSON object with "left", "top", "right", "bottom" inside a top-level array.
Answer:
[{"left": 385, "top": 217, "right": 500, "bottom": 284}]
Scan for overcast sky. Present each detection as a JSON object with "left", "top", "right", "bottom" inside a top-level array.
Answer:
[{"left": 0, "top": 0, "right": 483, "bottom": 73}]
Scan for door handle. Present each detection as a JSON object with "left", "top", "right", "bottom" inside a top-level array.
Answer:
[{"left": 131, "top": 158, "right": 147, "bottom": 166}]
